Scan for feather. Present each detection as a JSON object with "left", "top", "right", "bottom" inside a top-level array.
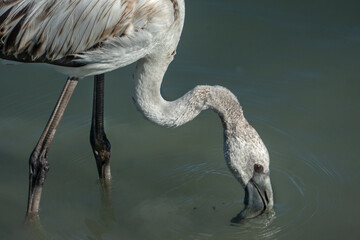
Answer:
[{"left": 0, "top": 0, "right": 176, "bottom": 71}]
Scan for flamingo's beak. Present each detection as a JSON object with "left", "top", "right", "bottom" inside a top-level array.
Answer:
[{"left": 232, "top": 165, "right": 274, "bottom": 222}]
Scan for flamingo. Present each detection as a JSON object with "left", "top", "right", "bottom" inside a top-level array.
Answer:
[{"left": 0, "top": 0, "right": 273, "bottom": 221}]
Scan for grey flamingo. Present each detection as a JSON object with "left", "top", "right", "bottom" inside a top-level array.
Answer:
[{"left": 0, "top": 0, "right": 273, "bottom": 221}]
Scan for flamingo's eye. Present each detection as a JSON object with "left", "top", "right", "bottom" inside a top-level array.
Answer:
[{"left": 254, "top": 164, "right": 263, "bottom": 173}]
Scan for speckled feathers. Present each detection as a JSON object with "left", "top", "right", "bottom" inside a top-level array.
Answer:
[{"left": 0, "top": 0, "right": 178, "bottom": 69}]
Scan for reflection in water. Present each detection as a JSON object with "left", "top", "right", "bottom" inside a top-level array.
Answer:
[
  {"left": 19, "top": 180, "right": 116, "bottom": 240},
  {"left": 85, "top": 181, "right": 116, "bottom": 240},
  {"left": 230, "top": 210, "right": 278, "bottom": 239},
  {"left": 22, "top": 215, "right": 52, "bottom": 240}
]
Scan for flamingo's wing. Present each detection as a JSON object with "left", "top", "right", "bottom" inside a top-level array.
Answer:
[{"left": 0, "top": 0, "right": 175, "bottom": 66}]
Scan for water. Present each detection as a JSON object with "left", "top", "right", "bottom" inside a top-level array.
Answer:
[{"left": 1, "top": 0, "right": 360, "bottom": 239}]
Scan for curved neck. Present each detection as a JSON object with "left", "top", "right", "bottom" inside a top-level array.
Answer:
[
  {"left": 133, "top": 55, "right": 269, "bottom": 187},
  {"left": 133, "top": 55, "right": 246, "bottom": 130},
  {"left": 131, "top": 0, "right": 270, "bottom": 193}
]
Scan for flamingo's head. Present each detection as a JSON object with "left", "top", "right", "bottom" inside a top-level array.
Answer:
[{"left": 223, "top": 120, "right": 274, "bottom": 221}]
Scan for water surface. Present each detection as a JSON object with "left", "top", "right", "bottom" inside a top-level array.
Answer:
[{"left": 0, "top": 0, "right": 359, "bottom": 239}]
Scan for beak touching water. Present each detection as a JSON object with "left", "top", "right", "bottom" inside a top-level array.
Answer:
[{"left": 232, "top": 164, "right": 274, "bottom": 222}]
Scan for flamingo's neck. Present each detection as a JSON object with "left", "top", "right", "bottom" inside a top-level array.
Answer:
[
  {"left": 132, "top": 54, "right": 270, "bottom": 187},
  {"left": 133, "top": 55, "right": 245, "bottom": 129}
]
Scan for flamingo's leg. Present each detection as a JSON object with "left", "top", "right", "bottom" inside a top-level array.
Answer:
[
  {"left": 90, "top": 74, "right": 111, "bottom": 184},
  {"left": 26, "top": 77, "right": 78, "bottom": 219}
]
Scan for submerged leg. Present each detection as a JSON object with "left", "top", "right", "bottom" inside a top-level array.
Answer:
[
  {"left": 26, "top": 77, "right": 79, "bottom": 218},
  {"left": 90, "top": 74, "right": 111, "bottom": 183}
]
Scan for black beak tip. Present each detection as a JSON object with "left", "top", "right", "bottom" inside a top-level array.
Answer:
[{"left": 230, "top": 214, "right": 243, "bottom": 224}]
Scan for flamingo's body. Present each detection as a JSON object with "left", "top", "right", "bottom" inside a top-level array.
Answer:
[
  {"left": 0, "top": 0, "right": 273, "bottom": 222},
  {"left": 0, "top": 0, "right": 180, "bottom": 77}
]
